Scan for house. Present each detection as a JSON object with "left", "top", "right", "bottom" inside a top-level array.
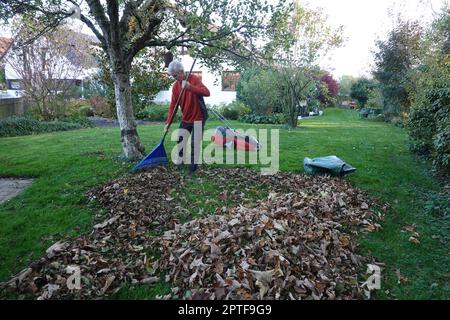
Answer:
[
  {"left": 2, "top": 30, "right": 97, "bottom": 99},
  {"left": 0, "top": 37, "right": 27, "bottom": 119},
  {"left": 153, "top": 54, "right": 240, "bottom": 106}
]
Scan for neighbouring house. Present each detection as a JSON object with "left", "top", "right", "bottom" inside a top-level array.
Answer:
[
  {"left": 154, "top": 54, "right": 240, "bottom": 106},
  {"left": 0, "top": 29, "right": 98, "bottom": 119},
  {"left": 0, "top": 37, "right": 26, "bottom": 119},
  {"left": 2, "top": 30, "right": 98, "bottom": 99}
]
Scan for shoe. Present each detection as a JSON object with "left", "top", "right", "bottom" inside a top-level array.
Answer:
[{"left": 187, "top": 169, "right": 197, "bottom": 178}]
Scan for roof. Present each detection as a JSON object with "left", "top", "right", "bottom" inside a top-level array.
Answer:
[{"left": 0, "top": 37, "right": 13, "bottom": 60}]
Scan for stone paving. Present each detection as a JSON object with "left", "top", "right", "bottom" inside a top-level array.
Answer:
[{"left": 0, "top": 178, "right": 33, "bottom": 204}]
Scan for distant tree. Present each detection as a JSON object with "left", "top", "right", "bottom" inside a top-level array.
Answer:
[
  {"left": 373, "top": 19, "right": 423, "bottom": 118},
  {"left": 318, "top": 73, "right": 340, "bottom": 106},
  {"left": 339, "top": 75, "right": 358, "bottom": 98},
  {"left": 266, "top": 2, "right": 343, "bottom": 128},
  {"left": 236, "top": 67, "right": 281, "bottom": 115},
  {"left": 350, "top": 78, "right": 377, "bottom": 108},
  {"left": 366, "top": 87, "right": 385, "bottom": 110},
  {"left": 407, "top": 7, "right": 449, "bottom": 173}
]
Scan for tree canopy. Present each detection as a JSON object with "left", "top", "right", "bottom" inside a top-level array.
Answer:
[{"left": 0, "top": 0, "right": 291, "bottom": 158}]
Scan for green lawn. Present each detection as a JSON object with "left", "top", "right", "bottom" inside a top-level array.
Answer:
[{"left": 0, "top": 108, "right": 448, "bottom": 299}]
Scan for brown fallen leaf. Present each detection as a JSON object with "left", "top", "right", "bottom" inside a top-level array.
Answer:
[
  {"left": 102, "top": 275, "right": 116, "bottom": 294},
  {"left": 395, "top": 269, "right": 408, "bottom": 284},
  {"left": 214, "top": 286, "right": 226, "bottom": 300},
  {"left": 236, "top": 288, "right": 253, "bottom": 300},
  {"left": 403, "top": 224, "right": 416, "bottom": 233},
  {"left": 219, "top": 191, "right": 228, "bottom": 201},
  {"left": 94, "top": 216, "right": 119, "bottom": 229},
  {"left": 339, "top": 235, "right": 350, "bottom": 247},
  {"left": 141, "top": 277, "right": 159, "bottom": 285},
  {"left": 46, "top": 241, "right": 68, "bottom": 258}
]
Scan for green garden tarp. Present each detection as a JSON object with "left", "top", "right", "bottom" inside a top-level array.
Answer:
[{"left": 304, "top": 156, "right": 356, "bottom": 176}]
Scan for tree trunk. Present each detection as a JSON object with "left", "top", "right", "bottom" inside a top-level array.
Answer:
[
  {"left": 289, "top": 99, "right": 297, "bottom": 129},
  {"left": 112, "top": 67, "right": 145, "bottom": 159},
  {"left": 287, "top": 89, "right": 298, "bottom": 129}
]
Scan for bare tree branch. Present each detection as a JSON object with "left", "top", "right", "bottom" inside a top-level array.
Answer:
[
  {"left": 79, "top": 13, "right": 107, "bottom": 49},
  {"left": 85, "top": 0, "right": 111, "bottom": 41}
]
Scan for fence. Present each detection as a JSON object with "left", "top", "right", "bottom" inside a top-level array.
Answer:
[{"left": 0, "top": 97, "right": 27, "bottom": 119}]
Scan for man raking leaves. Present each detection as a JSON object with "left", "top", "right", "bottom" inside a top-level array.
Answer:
[
  {"left": 131, "top": 59, "right": 210, "bottom": 174},
  {"left": 164, "top": 59, "right": 210, "bottom": 176}
]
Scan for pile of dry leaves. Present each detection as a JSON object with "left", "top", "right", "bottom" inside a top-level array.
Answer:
[
  {"left": 0, "top": 168, "right": 180, "bottom": 299},
  {"left": 152, "top": 170, "right": 386, "bottom": 300},
  {"left": 0, "top": 167, "right": 386, "bottom": 300}
]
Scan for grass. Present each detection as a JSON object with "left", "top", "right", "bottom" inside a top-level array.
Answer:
[{"left": 0, "top": 108, "right": 448, "bottom": 300}]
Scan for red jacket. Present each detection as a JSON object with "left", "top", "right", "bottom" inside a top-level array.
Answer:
[{"left": 165, "top": 74, "right": 210, "bottom": 125}]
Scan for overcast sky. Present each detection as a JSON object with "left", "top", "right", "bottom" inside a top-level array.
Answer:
[
  {"left": 311, "top": 0, "right": 448, "bottom": 79},
  {"left": 1, "top": 0, "right": 447, "bottom": 79}
]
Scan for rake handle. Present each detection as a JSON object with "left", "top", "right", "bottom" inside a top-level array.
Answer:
[{"left": 162, "top": 59, "right": 197, "bottom": 142}]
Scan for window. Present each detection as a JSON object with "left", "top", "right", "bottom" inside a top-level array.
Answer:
[
  {"left": 222, "top": 71, "right": 240, "bottom": 91},
  {"left": 10, "top": 80, "right": 21, "bottom": 90}
]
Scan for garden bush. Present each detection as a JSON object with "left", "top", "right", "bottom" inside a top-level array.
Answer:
[
  {"left": 221, "top": 107, "right": 239, "bottom": 120},
  {"left": 407, "top": 87, "right": 450, "bottom": 173},
  {"left": 90, "top": 96, "right": 115, "bottom": 118},
  {"left": 79, "top": 105, "right": 95, "bottom": 117},
  {"left": 0, "top": 115, "right": 93, "bottom": 137},
  {"left": 236, "top": 68, "right": 282, "bottom": 115},
  {"left": 59, "top": 116, "right": 95, "bottom": 128},
  {"left": 239, "top": 113, "right": 285, "bottom": 124},
  {"left": 210, "top": 101, "right": 252, "bottom": 121},
  {"left": 135, "top": 103, "right": 180, "bottom": 122}
]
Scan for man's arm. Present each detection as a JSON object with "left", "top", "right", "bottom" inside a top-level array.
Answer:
[{"left": 185, "top": 75, "right": 210, "bottom": 97}]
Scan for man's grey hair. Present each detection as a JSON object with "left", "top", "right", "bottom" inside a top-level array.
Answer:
[{"left": 168, "top": 60, "right": 184, "bottom": 76}]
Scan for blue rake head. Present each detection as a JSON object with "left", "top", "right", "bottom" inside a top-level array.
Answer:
[{"left": 130, "top": 139, "right": 168, "bottom": 173}]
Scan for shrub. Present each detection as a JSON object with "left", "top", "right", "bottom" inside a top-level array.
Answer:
[
  {"left": 407, "top": 87, "right": 449, "bottom": 174},
  {"left": 433, "top": 126, "right": 450, "bottom": 171},
  {"left": 135, "top": 103, "right": 180, "bottom": 122},
  {"left": 79, "top": 105, "right": 95, "bottom": 117},
  {"left": 236, "top": 68, "right": 281, "bottom": 115},
  {"left": 90, "top": 96, "right": 115, "bottom": 118},
  {"left": 221, "top": 107, "right": 239, "bottom": 120},
  {"left": 59, "top": 99, "right": 90, "bottom": 118},
  {"left": 213, "top": 101, "right": 252, "bottom": 120},
  {"left": 0, "top": 115, "right": 92, "bottom": 137},
  {"left": 239, "top": 113, "right": 285, "bottom": 124},
  {"left": 59, "top": 116, "right": 94, "bottom": 128}
]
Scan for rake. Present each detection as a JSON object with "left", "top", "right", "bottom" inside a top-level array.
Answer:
[{"left": 130, "top": 59, "right": 196, "bottom": 173}]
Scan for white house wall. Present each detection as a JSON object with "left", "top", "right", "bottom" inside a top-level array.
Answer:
[
  {"left": 4, "top": 60, "right": 19, "bottom": 80},
  {"left": 153, "top": 55, "right": 237, "bottom": 106}
]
